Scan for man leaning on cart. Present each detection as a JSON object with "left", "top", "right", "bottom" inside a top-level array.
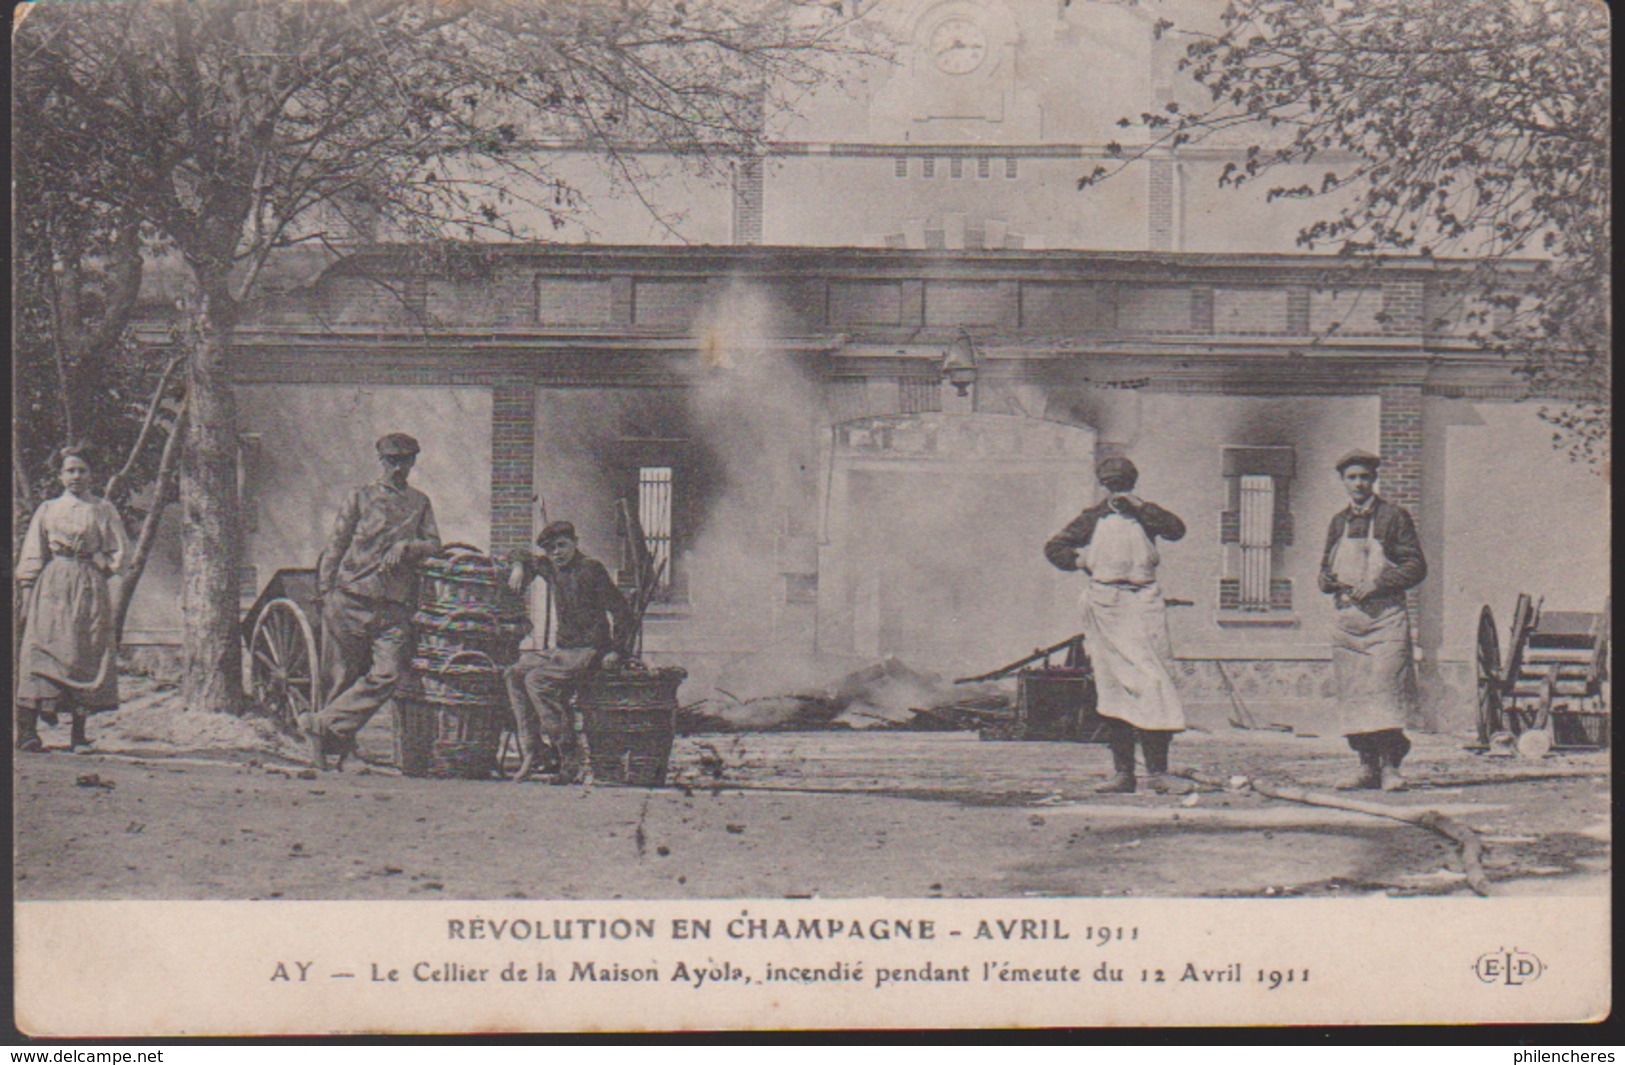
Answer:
[{"left": 303, "top": 433, "right": 442, "bottom": 770}]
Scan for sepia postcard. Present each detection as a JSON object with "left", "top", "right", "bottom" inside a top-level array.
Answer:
[{"left": 11, "top": 0, "right": 1610, "bottom": 1036}]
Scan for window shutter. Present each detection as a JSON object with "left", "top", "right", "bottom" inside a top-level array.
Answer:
[{"left": 1239, "top": 474, "right": 1274, "bottom": 610}]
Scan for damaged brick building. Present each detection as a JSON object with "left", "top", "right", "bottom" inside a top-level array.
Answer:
[{"left": 119, "top": 0, "right": 1609, "bottom": 732}]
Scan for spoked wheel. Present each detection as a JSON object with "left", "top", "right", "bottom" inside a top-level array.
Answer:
[
  {"left": 250, "top": 598, "right": 320, "bottom": 735},
  {"left": 1476, "top": 605, "right": 1504, "bottom": 746}
]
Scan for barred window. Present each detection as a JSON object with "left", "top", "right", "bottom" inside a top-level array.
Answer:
[
  {"left": 612, "top": 439, "right": 691, "bottom": 605},
  {"left": 1219, "top": 447, "right": 1296, "bottom": 618},
  {"left": 638, "top": 466, "right": 674, "bottom": 592},
  {"left": 899, "top": 375, "right": 943, "bottom": 414}
]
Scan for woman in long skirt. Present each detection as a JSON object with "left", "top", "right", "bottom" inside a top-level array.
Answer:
[{"left": 14, "top": 447, "right": 130, "bottom": 752}]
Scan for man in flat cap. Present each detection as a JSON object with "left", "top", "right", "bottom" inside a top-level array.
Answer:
[
  {"left": 306, "top": 433, "right": 442, "bottom": 769},
  {"left": 1046, "top": 456, "right": 1191, "bottom": 794},
  {"left": 1320, "top": 450, "right": 1427, "bottom": 791},
  {"left": 504, "top": 520, "right": 634, "bottom": 783}
]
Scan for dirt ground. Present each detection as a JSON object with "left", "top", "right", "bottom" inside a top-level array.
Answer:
[{"left": 12, "top": 677, "right": 1611, "bottom": 901}]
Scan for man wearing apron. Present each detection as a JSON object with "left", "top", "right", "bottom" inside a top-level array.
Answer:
[
  {"left": 1319, "top": 450, "right": 1427, "bottom": 791},
  {"left": 1045, "top": 457, "right": 1190, "bottom": 794}
]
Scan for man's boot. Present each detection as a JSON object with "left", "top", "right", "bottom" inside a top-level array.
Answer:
[
  {"left": 69, "top": 711, "right": 93, "bottom": 753},
  {"left": 556, "top": 741, "right": 586, "bottom": 786},
  {"left": 331, "top": 731, "right": 356, "bottom": 772},
  {"left": 15, "top": 706, "right": 43, "bottom": 753},
  {"left": 1141, "top": 730, "right": 1195, "bottom": 795},
  {"left": 1096, "top": 726, "right": 1137, "bottom": 793},
  {"left": 1380, "top": 730, "right": 1411, "bottom": 792},
  {"left": 298, "top": 713, "right": 329, "bottom": 771},
  {"left": 1336, "top": 737, "right": 1382, "bottom": 790}
]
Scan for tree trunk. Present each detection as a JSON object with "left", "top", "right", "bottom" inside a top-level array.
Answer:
[
  {"left": 113, "top": 400, "right": 188, "bottom": 641},
  {"left": 179, "top": 290, "right": 244, "bottom": 714}
]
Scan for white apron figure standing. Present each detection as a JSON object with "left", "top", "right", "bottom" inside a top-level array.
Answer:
[
  {"left": 1319, "top": 450, "right": 1428, "bottom": 791},
  {"left": 1046, "top": 457, "right": 1190, "bottom": 794}
]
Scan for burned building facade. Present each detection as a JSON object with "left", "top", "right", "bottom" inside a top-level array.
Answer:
[{"left": 118, "top": 0, "right": 1608, "bottom": 731}]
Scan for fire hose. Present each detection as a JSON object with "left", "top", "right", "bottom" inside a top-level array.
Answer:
[{"left": 1176, "top": 767, "right": 1491, "bottom": 897}]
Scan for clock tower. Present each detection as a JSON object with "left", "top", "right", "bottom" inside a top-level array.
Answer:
[{"left": 871, "top": 0, "right": 1031, "bottom": 138}]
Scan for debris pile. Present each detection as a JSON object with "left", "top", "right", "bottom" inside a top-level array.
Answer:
[
  {"left": 93, "top": 677, "right": 295, "bottom": 755},
  {"left": 679, "top": 656, "right": 1012, "bottom": 735}
]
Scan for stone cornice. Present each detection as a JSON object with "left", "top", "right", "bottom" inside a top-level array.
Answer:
[{"left": 318, "top": 242, "right": 1523, "bottom": 282}]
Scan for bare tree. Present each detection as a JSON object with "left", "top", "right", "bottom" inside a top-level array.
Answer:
[
  {"left": 1079, "top": 0, "right": 1610, "bottom": 465},
  {"left": 13, "top": 0, "right": 875, "bottom": 713}
]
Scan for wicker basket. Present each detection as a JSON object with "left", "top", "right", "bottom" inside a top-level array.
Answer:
[
  {"left": 419, "top": 546, "right": 528, "bottom": 618},
  {"left": 576, "top": 665, "right": 687, "bottom": 787},
  {"left": 1552, "top": 711, "right": 1610, "bottom": 750},
  {"left": 393, "top": 695, "right": 505, "bottom": 780},
  {"left": 408, "top": 648, "right": 505, "bottom": 706}
]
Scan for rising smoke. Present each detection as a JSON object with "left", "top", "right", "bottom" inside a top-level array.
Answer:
[{"left": 672, "top": 278, "right": 1098, "bottom": 708}]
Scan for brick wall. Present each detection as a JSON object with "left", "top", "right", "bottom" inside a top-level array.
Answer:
[
  {"left": 1381, "top": 279, "right": 1425, "bottom": 335},
  {"left": 1376, "top": 385, "right": 1423, "bottom": 515},
  {"left": 490, "top": 386, "right": 536, "bottom": 556},
  {"left": 1378, "top": 383, "right": 1424, "bottom": 631},
  {"left": 732, "top": 155, "right": 764, "bottom": 246},
  {"left": 1148, "top": 158, "right": 1175, "bottom": 251}
]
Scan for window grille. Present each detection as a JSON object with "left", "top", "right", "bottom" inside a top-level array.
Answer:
[
  {"left": 899, "top": 375, "right": 943, "bottom": 413},
  {"left": 638, "top": 466, "right": 674, "bottom": 590}
]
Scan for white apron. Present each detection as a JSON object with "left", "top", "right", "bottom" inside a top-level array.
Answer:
[
  {"left": 1329, "top": 531, "right": 1417, "bottom": 735},
  {"left": 1079, "top": 514, "right": 1185, "bottom": 731}
]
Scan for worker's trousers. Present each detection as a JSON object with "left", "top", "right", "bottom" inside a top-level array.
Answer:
[
  {"left": 504, "top": 647, "right": 596, "bottom": 760},
  {"left": 315, "top": 591, "right": 414, "bottom": 745}
]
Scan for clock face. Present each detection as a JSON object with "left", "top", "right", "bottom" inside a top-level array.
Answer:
[{"left": 927, "top": 16, "right": 988, "bottom": 75}]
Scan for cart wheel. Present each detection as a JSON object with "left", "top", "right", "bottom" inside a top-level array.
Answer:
[
  {"left": 250, "top": 597, "right": 320, "bottom": 734},
  {"left": 1475, "top": 605, "right": 1504, "bottom": 746}
]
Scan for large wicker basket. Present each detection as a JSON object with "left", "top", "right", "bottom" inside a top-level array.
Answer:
[
  {"left": 418, "top": 545, "right": 528, "bottom": 620},
  {"left": 393, "top": 694, "right": 505, "bottom": 780},
  {"left": 576, "top": 666, "right": 687, "bottom": 787},
  {"left": 396, "top": 545, "right": 527, "bottom": 779}
]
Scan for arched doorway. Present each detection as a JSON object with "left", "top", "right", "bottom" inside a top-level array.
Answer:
[{"left": 818, "top": 412, "right": 1098, "bottom": 677}]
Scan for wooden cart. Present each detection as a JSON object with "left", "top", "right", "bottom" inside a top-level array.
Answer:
[
  {"left": 1477, "top": 594, "right": 1610, "bottom": 752},
  {"left": 241, "top": 567, "right": 323, "bottom": 734}
]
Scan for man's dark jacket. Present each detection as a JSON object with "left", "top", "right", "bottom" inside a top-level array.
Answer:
[
  {"left": 1044, "top": 498, "right": 1186, "bottom": 575},
  {"left": 1317, "top": 495, "right": 1427, "bottom": 602},
  {"left": 511, "top": 550, "right": 634, "bottom": 655}
]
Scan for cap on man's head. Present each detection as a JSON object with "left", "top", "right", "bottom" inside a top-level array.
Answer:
[
  {"left": 538, "top": 520, "right": 578, "bottom": 545},
  {"left": 1096, "top": 456, "right": 1139, "bottom": 490},
  {"left": 1334, "top": 449, "right": 1381, "bottom": 474},
  {"left": 377, "top": 433, "right": 420, "bottom": 458}
]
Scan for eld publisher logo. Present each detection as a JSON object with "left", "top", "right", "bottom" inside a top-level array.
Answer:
[{"left": 1474, "top": 947, "right": 1545, "bottom": 986}]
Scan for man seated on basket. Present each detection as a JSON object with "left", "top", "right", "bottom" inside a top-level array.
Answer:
[{"left": 505, "top": 520, "right": 635, "bottom": 783}]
